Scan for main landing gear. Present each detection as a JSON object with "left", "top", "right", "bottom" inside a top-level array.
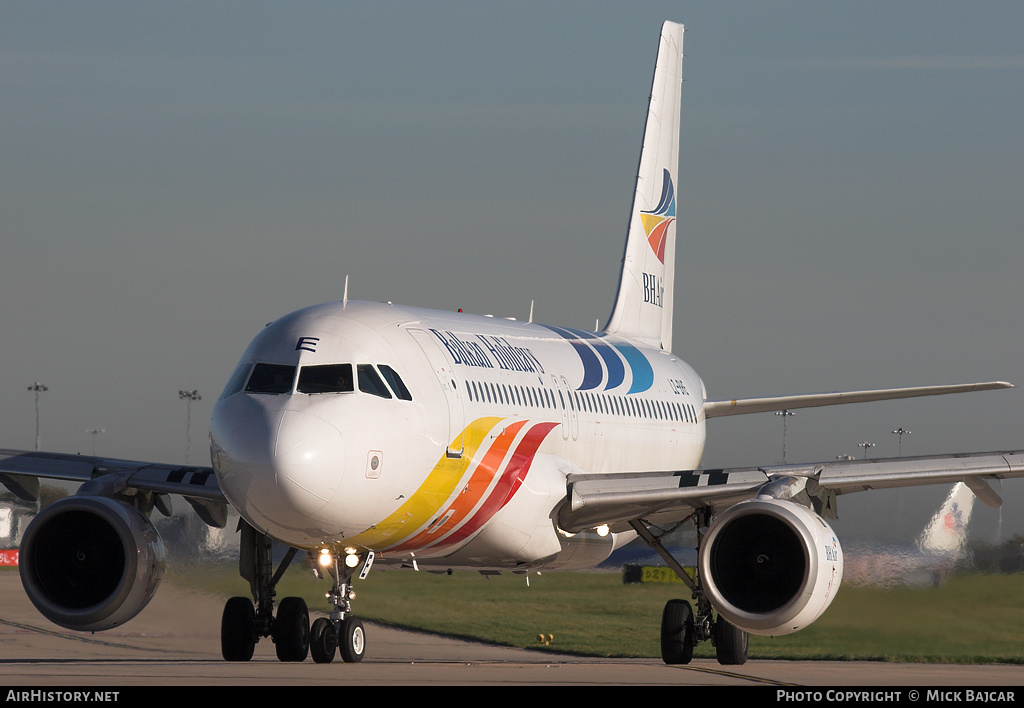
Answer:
[
  {"left": 630, "top": 508, "right": 749, "bottom": 666},
  {"left": 219, "top": 520, "right": 371, "bottom": 663}
]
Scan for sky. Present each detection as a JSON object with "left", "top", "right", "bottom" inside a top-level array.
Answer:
[{"left": 2, "top": 1, "right": 1023, "bottom": 544}]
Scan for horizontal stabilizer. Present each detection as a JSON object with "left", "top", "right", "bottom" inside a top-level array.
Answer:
[{"left": 703, "top": 381, "right": 1013, "bottom": 419}]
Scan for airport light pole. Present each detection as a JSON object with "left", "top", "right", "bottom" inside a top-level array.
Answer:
[
  {"left": 27, "top": 382, "right": 48, "bottom": 451},
  {"left": 87, "top": 428, "right": 105, "bottom": 456},
  {"left": 179, "top": 389, "right": 201, "bottom": 464},
  {"left": 775, "top": 409, "right": 795, "bottom": 463},
  {"left": 892, "top": 427, "right": 911, "bottom": 456},
  {"left": 858, "top": 441, "right": 875, "bottom": 459}
]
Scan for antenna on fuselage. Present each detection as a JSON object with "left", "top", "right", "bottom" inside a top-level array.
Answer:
[
  {"left": 528, "top": 300, "right": 534, "bottom": 324},
  {"left": 343, "top": 275, "right": 349, "bottom": 308}
]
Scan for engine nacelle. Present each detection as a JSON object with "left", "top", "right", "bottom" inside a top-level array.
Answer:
[
  {"left": 19, "top": 496, "right": 166, "bottom": 632},
  {"left": 699, "top": 498, "right": 843, "bottom": 636}
]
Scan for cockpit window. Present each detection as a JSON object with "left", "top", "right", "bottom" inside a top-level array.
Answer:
[
  {"left": 219, "top": 362, "right": 253, "bottom": 400},
  {"left": 245, "top": 363, "right": 296, "bottom": 394},
  {"left": 378, "top": 365, "right": 413, "bottom": 401},
  {"left": 297, "top": 364, "right": 354, "bottom": 394},
  {"left": 357, "top": 364, "right": 392, "bottom": 399}
]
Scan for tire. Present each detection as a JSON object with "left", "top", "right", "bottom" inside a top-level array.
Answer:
[
  {"left": 714, "top": 615, "right": 749, "bottom": 665},
  {"left": 221, "top": 597, "right": 256, "bottom": 662},
  {"left": 310, "top": 617, "right": 336, "bottom": 664},
  {"left": 338, "top": 616, "right": 366, "bottom": 663},
  {"left": 660, "top": 599, "right": 694, "bottom": 665},
  {"left": 273, "top": 596, "right": 310, "bottom": 662}
]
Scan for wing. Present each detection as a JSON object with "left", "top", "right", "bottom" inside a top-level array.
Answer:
[
  {"left": 0, "top": 448, "right": 228, "bottom": 528},
  {"left": 558, "top": 449, "right": 1024, "bottom": 533},
  {"left": 703, "top": 381, "right": 1013, "bottom": 418}
]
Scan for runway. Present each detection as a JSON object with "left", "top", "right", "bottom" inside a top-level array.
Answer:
[{"left": 0, "top": 572, "right": 1018, "bottom": 687}]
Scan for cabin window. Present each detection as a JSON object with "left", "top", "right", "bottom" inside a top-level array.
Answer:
[
  {"left": 245, "top": 364, "right": 296, "bottom": 394},
  {"left": 297, "top": 364, "right": 354, "bottom": 394}
]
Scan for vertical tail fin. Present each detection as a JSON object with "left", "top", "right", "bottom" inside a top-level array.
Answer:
[
  {"left": 917, "top": 482, "right": 975, "bottom": 556},
  {"left": 604, "top": 21, "right": 684, "bottom": 352}
]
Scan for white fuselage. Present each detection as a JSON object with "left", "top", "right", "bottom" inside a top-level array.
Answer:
[{"left": 210, "top": 300, "right": 706, "bottom": 570}]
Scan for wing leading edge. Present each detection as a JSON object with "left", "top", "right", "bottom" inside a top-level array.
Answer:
[
  {"left": 558, "top": 449, "right": 1024, "bottom": 533},
  {"left": 0, "top": 448, "right": 227, "bottom": 528},
  {"left": 703, "top": 381, "right": 1013, "bottom": 418}
]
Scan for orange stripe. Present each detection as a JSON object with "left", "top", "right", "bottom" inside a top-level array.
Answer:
[
  {"left": 344, "top": 417, "right": 502, "bottom": 549},
  {"left": 388, "top": 420, "right": 528, "bottom": 552},
  {"left": 431, "top": 421, "right": 559, "bottom": 550}
]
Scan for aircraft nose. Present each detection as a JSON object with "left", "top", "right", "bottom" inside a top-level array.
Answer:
[
  {"left": 213, "top": 403, "right": 346, "bottom": 529},
  {"left": 270, "top": 409, "right": 346, "bottom": 512}
]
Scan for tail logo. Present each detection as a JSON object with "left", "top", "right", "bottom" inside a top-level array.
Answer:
[
  {"left": 943, "top": 502, "right": 964, "bottom": 533},
  {"left": 641, "top": 169, "right": 676, "bottom": 264}
]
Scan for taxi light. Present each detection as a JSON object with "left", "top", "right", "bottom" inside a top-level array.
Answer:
[
  {"left": 318, "top": 549, "right": 333, "bottom": 567},
  {"left": 345, "top": 553, "right": 360, "bottom": 568},
  {"left": 596, "top": 525, "right": 610, "bottom": 537}
]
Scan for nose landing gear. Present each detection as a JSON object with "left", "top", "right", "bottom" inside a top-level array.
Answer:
[
  {"left": 309, "top": 550, "right": 372, "bottom": 663},
  {"left": 219, "top": 521, "right": 374, "bottom": 663}
]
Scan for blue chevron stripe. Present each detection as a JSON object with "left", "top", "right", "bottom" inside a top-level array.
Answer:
[
  {"left": 564, "top": 327, "right": 625, "bottom": 390},
  {"left": 606, "top": 338, "right": 654, "bottom": 394},
  {"left": 544, "top": 325, "right": 603, "bottom": 391}
]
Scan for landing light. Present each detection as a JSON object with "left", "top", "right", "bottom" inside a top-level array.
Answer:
[
  {"left": 318, "top": 549, "right": 333, "bottom": 568},
  {"left": 596, "top": 525, "right": 610, "bottom": 537},
  {"left": 345, "top": 553, "right": 360, "bottom": 568}
]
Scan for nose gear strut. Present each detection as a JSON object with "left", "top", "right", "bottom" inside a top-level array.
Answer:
[
  {"left": 219, "top": 519, "right": 374, "bottom": 663},
  {"left": 309, "top": 550, "right": 373, "bottom": 663}
]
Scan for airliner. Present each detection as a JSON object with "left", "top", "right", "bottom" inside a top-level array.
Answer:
[
  {"left": 2, "top": 21, "right": 1022, "bottom": 667},
  {"left": 844, "top": 482, "right": 977, "bottom": 588}
]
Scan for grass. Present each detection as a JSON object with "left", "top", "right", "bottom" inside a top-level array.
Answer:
[{"left": 172, "top": 563, "right": 1024, "bottom": 663}]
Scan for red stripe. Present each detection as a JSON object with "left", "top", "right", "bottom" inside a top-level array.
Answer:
[
  {"left": 431, "top": 421, "right": 558, "bottom": 549},
  {"left": 385, "top": 420, "right": 527, "bottom": 554}
]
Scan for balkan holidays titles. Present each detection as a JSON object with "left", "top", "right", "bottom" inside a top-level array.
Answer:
[{"left": 430, "top": 330, "right": 545, "bottom": 375}]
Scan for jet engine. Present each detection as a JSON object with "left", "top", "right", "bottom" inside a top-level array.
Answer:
[
  {"left": 19, "top": 495, "right": 166, "bottom": 632},
  {"left": 698, "top": 497, "right": 843, "bottom": 636}
]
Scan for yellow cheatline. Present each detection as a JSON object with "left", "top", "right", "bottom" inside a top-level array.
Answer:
[{"left": 346, "top": 417, "right": 503, "bottom": 548}]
